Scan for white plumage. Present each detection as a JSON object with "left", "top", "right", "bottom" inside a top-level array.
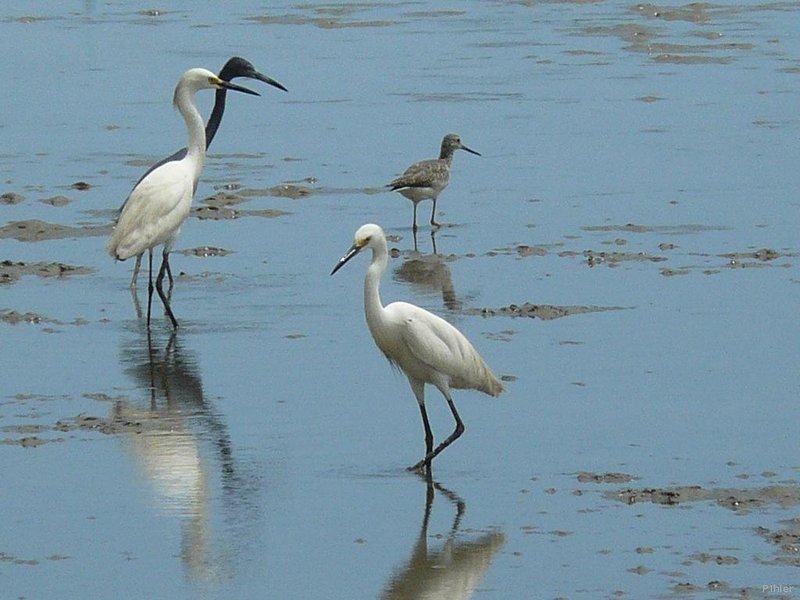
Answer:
[
  {"left": 332, "top": 223, "right": 503, "bottom": 471},
  {"left": 107, "top": 67, "right": 259, "bottom": 328}
]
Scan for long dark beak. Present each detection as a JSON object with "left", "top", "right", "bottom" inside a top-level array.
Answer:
[
  {"left": 219, "top": 79, "right": 261, "bottom": 97},
  {"left": 330, "top": 245, "right": 361, "bottom": 276},
  {"left": 252, "top": 71, "right": 288, "bottom": 93},
  {"left": 461, "top": 144, "right": 481, "bottom": 157}
]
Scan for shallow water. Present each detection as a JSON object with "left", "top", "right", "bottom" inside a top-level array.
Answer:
[{"left": 2, "top": 2, "right": 799, "bottom": 598}]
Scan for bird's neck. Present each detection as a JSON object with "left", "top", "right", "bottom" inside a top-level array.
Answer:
[
  {"left": 363, "top": 246, "right": 388, "bottom": 329},
  {"left": 204, "top": 89, "right": 227, "bottom": 150},
  {"left": 439, "top": 147, "right": 455, "bottom": 164},
  {"left": 174, "top": 86, "right": 208, "bottom": 169}
]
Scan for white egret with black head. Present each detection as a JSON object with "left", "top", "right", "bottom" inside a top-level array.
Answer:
[
  {"left": 123, "top": 57, "right": 287, "bottom": 291},
  {"left": 331, "top": 223, "right": 503, "bottom": 472},
  {"left": 107, "top": 68, "right": 260, "bottom": 329}
]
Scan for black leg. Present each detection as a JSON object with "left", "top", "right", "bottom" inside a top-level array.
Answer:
[
  {"left": 156, "top": 253, "right": 178, "bottom": 329},
  {"left": 146, "top": 249, "right": 154, "bottom": 328},
  {"left": 412, "top": 202, "right": 418, "bottom": 232},
  {"left": 410, "top": 391, "right": 464, "bottom": 471},
  {"left": 407, "top": 401, "right": 435, "bottom": 473}
]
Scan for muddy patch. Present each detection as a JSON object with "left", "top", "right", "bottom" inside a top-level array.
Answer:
[
  {"left": 755, "top": 517, "right": 800, "bottom": 567},
  {"left": 582, "top": 223, "right": 731, "bottom": 235},
  {"left": 190, "top": 190, "right": 293, "bottom": 220},
  {"left": 40, "top": 195, "right": 72, "bottom": 207},
  {"left": 245, "top": 13, "right": 395, "bottom": 29},
  {"left": 0, "top": 310, "right": 55, "bottom": 325},
  {"left": 181, "top": 246, "right": 232, "bottom": 258},
  {"left": 576, "top": 249, "right": 668, "bottom": 267},
  {"left": 466, "top": 303, "right": 628, "bottom": 320},
  {"left": 0, "top": 309, "right": 89, "bottom": 328},
  {"left": 0, "top": 260, "right": 94, "bottom": 285},
  {"left": 576, "top": 471, "right": 638, "bottom": 484},
  {"left": 608, "top": 484, "right": 800, "bottom": 512},
  {"left": 239, "top": 184, "right": 314, "bottom": 199},
  {"left": 0, "top": 219, "right": 110, "bottom": 242},
  {"left": 54, "top": 413, "right": 148, "bottom": 436},
  {"left": 1, "top": 192, "right": 24, "bottom": 205}
]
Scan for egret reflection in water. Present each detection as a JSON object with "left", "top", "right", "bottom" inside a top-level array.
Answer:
[
  {"left": 114, "top": 330, "right": 239, "bottom": 581},
  {"left": 393, "top": 230, "right": 461, "bottom": 312},
  {"left": 381, "top": 475, "right": 504, "bottom": 600}
]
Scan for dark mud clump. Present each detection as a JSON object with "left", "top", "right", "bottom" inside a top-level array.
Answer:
[
  {"left": 0, "top": 310, "right": 52, "bottom": 325},
  {"left": 577, "top": 471, "right": 638, "bottom": 484},
  {"left": 608, "top": 485, "right": 800, "bottom": 512},
  {"left": 467, "top": 303, "right": 628, "bottom": 320},
  {"left": 755, "top": 518, "right": 800, "bottom": 567},
  {"left": 240, "top": 184, "right": 313, "bottom": 199},
  {"left": 722, "top": 248, "right": 785, "bottom": 267},
  {"left": 0, "top": 260, "right": 94, "bottom": 285},
  {"left": 192, "top": 191, "right": 291, "bottom": 220},
  {"left": 40, "top": 195, "right": 72, "bottom": 207},
  {"left": 182, "top": 246, "right": 231, "bottom": 258},
  {"left": 54, "top": 413, "right": 146, "bottom": 435},
  {"left": 1, "top": 192, "right": 24, "bottom": 205},
  {"left": 581, "top": 249, "right": 667, "bottom": 267},
  {"left": 0, "top": 219, "right": 109, "bottom": 242}
]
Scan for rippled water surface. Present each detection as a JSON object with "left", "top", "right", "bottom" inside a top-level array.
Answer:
[{"left": 2, "top": 2, "right": 799, "bottom": 598}]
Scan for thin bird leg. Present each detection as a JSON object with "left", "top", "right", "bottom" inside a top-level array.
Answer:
[
  {"left": 146, "top": 249, "right": 155, "bottom": 328},
  {"left": 155, "top": 254, "right": 179, "bottom": 329},
  {"left": 429, "top": 197, "right": 441, "bottom": 229},
  {"left": 409, "top": 390, "right": 464, "bottom": 471},
  {"left": 412, "top": 202, "right": 419, "bottom": 233},
  {"left": 129, "top": 254, "right": 142, "bottom": 291},
  {"left": 162, "top": 247, "right": 174, "bottom": 289},
  {"left": 407, "top": 379, "right": 434, "bottom": 473}
]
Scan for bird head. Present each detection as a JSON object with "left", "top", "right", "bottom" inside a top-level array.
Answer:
[
  {"left": 173, "top": 68, "right": 260, "bottom": 108},
  {"left": 331, "top": 224, "right": 384, "bottom": 275},
  {"left": 218, "top": 57, "right": 288, "bottom": 93},
  {"left": 443, "top": 133, "right": 481, "bottom": 157}
]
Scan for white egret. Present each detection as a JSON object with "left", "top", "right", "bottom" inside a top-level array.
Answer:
[
  {"left": 387, "top": 134, "right": 481, "bottom": 231},
  {"left": 124, "top": 57, "right": 287, "bottom": 291},
  {"left": 107, "top": 68, "right": 260, "bottom": 328},
  {"left": 331, "top": 224, "right": 503, "bottom": 471}
]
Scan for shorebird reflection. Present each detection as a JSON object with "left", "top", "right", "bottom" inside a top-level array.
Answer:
[
  {"left": 381, "top": 474, "right": 504, "bottom": 600},
  {"left": 115, "top": 330, "right": 235, "bottom": 581},
  {"left": 393, "top": 230, "right": 461, "bottom": 311}
]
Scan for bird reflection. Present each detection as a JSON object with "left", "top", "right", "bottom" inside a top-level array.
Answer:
[
  {"left": 381, "top": 474, "right": 505, "bottom": 600},
  {"left": 393, "top": 229, "right": 461, "bottom": 311},
  {"left": 114, "top": 329, "right": 236, "bottom": 581}
]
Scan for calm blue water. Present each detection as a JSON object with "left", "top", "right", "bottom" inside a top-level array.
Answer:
[{"left": 2, "top": 2, "right": 799, "bottom": 598}]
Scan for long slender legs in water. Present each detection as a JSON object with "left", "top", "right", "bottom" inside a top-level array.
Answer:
[
  {"left": 156, "top": 255, "right": 178, "bottom": 329},
  {"left": 407, "top": 380, "right": 465, "bottom": 472},
  {"left": 130, "top": 250, "right": 173, "bottom": 292},
  {"left": 143, "top": 247, "right": 178, "bottom": 330},
  {"left": 430, "top": 197, "right": 441, "bottom": 229},
  {"left": 146, "top": 249, "right": 155, "bottom": 327},
  {"left": 130, "top": 255, "right": 142, "bottom": 291}
]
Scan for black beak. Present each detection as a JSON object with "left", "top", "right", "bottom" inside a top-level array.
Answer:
[
  {"left": 461, "top": 144, "right": 481, "bottom": 157},
  {"left": 252, "top": 71, "right": 288, "bottom": 93},
  {"left": 219, "top": 79, "right": 261, "bottom": 97},
  {"left": 331, "top": 245, "right": 361, "bottom": 276}
]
